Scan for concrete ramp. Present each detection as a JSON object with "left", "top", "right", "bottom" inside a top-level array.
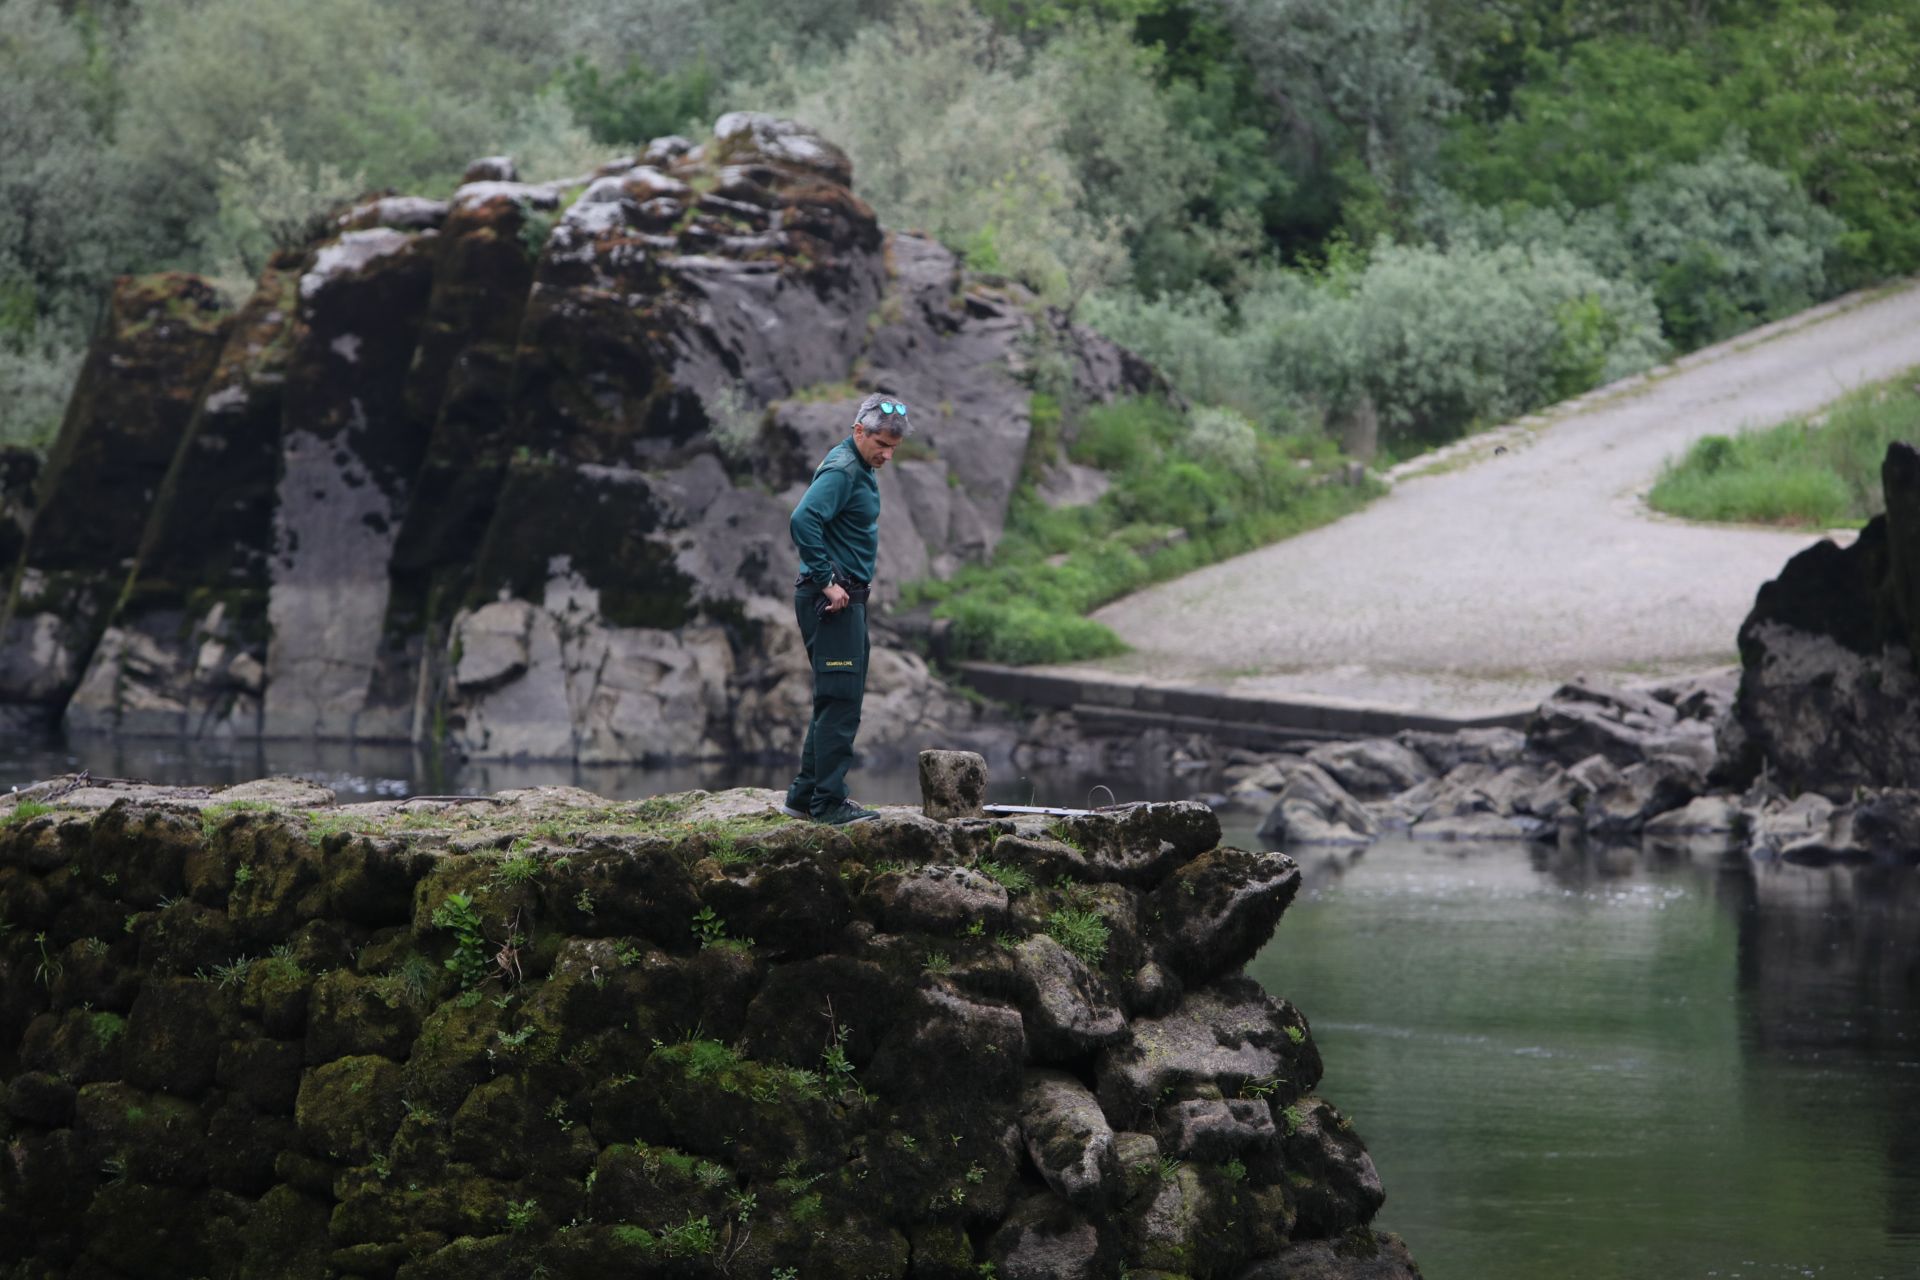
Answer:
[{"left": 1025, "top": 278, "right": 1920, "bottom": 729}]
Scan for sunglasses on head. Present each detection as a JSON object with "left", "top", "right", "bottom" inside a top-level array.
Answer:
[{"left": 876, "top": 400, "right": 908, "bottom": 419}]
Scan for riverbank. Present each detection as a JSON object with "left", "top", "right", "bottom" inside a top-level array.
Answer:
[{"left": 1073, "top": 278, "right": 1920, "bottom": 716}]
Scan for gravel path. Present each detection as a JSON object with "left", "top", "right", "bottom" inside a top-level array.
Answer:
[{"left": 1057, "top": 279, "right": 1920, "bottom": 717}]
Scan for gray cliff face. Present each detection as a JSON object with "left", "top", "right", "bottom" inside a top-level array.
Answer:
[{"left": 6, "top": 112, "right": 1157, "bottom": 762}]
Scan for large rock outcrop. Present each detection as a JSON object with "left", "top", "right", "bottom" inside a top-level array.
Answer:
[
  {"left": 1718, "top": 441, "right": 1920, "bottom": 796},
  {"left": 0, "top": 777, "right": 1413, "bottom": 1280},
  {"left": 2, "top": 113, "right": 1156, "bottom": 762},
  {"left": 0, "top": 275, "right": 232, "bottom": 732}
]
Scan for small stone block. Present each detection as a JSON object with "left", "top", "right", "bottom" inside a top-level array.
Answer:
[{"left": 919, "top": 749, "right": 988, "bottom": 820}]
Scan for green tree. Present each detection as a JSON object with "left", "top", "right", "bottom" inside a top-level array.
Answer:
[
  {"left": 1208, "top": 0, "right": 1459, "bottom": 247},
  {"left": 732, "top": 0, "right": 1124, "bottom": 304},
  {"left": 1620, "top": 142, "right": 1844, "bottom": 349},
  {"left": 109, "top": 0, "right": 553, "bottom": 266},
  {"left": 0, "top": 0, "right": 130, "bottom": 336},
  {"left": 557, "top": 57, "right": 717, "bottom": 145},
  {"left": 1444, "top": 5, "right": 1920, "bottom": 277},
  {"left": 0, "top": 0, "right": 130, "bottom": 444}
]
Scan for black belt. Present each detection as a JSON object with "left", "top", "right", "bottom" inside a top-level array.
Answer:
[{"left": 797, "top": 570, "right": 871, "bottom": 596}]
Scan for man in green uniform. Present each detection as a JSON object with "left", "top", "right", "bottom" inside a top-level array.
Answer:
[{"left": 781, "top": 393, "right": 911, "bottom": 824}]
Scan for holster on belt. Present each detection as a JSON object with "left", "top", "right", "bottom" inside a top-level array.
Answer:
[{"left": 800, "top": 566, "right": 871, "bottom": 615}]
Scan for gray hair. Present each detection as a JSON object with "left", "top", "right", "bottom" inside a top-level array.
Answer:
[{"left": 854, "top": 391, "right": 913, "bottom": 436}]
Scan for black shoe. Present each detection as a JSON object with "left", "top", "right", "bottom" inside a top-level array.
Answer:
[
  {"left": 814, "top": 800, "right": 878, "bottom": 825},
  {"left": 779, "top": 801, "right": 811, "bottom": 819}
]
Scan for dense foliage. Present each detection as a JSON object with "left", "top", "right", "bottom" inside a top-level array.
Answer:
[
  {"left": 2, "top": 0, "right": 1912, "bottom": 456},
  {"left": 911, "top": 395, "right": 1378, "bottom": 662}
]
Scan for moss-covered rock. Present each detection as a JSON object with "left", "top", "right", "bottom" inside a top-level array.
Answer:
[
  {"left": 80, "top": 1180, "right": 210, "bottom": 1277},
  {"left": 124, "top": 977, "right": 235, "bottom": 1094},
  {"left": 608, "top": 1039, "right": 842, "bottom": 1180},
  {"left": 586, "top": 1140, "right": 728, "bottom": 1230},
  {"left": 6, "top": 1069, "right": 77, "bottom": 1126},
  {"left": 1148, "top": 848, "right": 1301, "bottom": 987},
  {"left": 21, "top": 1007, "right": 128, "bottom": 1084},
  {"left": 137, "top": 897, "right": 241, "bottom": 975},
  {"left": 698, "top": 848, "right": 853, "bottom": 958},
  {"left": 0, "top": 783, "right": 1395, "bottom": 1278},
  {"left": 73, "top": 1080, "right": 208, "bottom": 1186},
  {"left": 306, "top": 968, "right": 427, "bottom": 1062},
  {"left": 329, "top": 1163, "right": 512, "bottom": 1247},
  {"left": 402, "top": 991, "right": 513, "bottom": 1114},
  {"left": 739, "top": 954, "right": 915, "bottom": 1069},
  {"left": 0, "top": 272, "right": 231, "bottom": 719},
  {"left": 295, "top": 1053, "right": 406, "bottom": 1163},
  {"left": 217, "top": 1034, "right": 305, "bottom": 1113},
  {"left": 1265, "top": 1098, "right": 1386, "bottom": 1239},
  {"left": 207, "top": 1095, "right": 300, "bottom": 1194},
  {"left": 241, "top": 1183, "right": 335, "bottom": 1280},
  {"left": 239, "top": 949, "right": 314, "bottom": 1037},
  {"left": 86, "top": 803, "right": 199, "bottom": 906}
]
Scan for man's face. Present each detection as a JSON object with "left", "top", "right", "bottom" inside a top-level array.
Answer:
[{"left": 854, "top": 424, "right": 904, "bottom": 468}]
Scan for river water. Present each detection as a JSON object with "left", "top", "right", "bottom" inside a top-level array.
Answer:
[{"left": 7, "top": 736, "right": 1919, "bottom": 1278}]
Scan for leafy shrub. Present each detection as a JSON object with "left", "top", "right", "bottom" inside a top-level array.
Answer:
[
  {"left": 430, "top": 892, "right": 491, "bottom": 988},
  {"left": 0, "top": 0, "right": 127, "bottom": 334},
  {"left": 1259, "top": 242, "right": 1666, "bottom": 446},
  {"left": 0, "top": 339, "right": 85, "bottom": 448},
  {"left": 209, "top": 121, "right": 364, "bottom": 281},
  {"left": 1620, "top": 143, "right": 1844, "bottom": 350},
  {"left": 1078, "top": 286, "right": 1274, "bottom": 421},
  {"left": 940, "top": 597, "right": 1126, "bottom": 667},
  {"left": 1067, "top": 396, "right": 1184, "bottom": 473},
  {"left": 110, "top": 0, "right": 561, "bottom": 267},
  {"left": 1420, "top": 142, "right": 1843, "bottom": 352},
  {"left": 1185, "top": 406, "right": 1261, "bottom": 475},
  {"left": 558, "top": 55, "right": 716, "bottom": 145},
  {"left": 1211, "top": 0, "right": 1458, "bottom": 200}
]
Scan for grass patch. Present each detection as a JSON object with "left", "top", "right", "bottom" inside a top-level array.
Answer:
[
  {"left": 1, "top": 802, "right": 54, "bottom": 826},
  {"left": 200, "top": 799, "right": 273, "bottom": 837},
  {"left": 1044, "top": 906, "right": 1110, "bottom": 967},
  {"left": 907, "top": 395, "right": 1379, "bottom": 665},
  {"left": 974, "top": 858, "right": 1036, "bottom": 895},
  {"left": 1649, "top": 370, "right": 1920, "bottom": 526}
]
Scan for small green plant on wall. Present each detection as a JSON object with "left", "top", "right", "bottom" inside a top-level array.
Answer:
[{"left": 431, "top": 892, "right": 490, "bottom": 987}]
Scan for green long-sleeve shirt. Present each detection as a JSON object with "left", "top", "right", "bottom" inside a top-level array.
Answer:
[{"left": 790, "top": 437, "right": 880, "bottom": 585}]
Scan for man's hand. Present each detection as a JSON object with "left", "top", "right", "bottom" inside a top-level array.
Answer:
[{"left": 822, "top": 583, "right": 850, "bottom": 614}]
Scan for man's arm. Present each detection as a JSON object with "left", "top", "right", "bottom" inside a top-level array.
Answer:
[{"left": 789, "top": 465, "right": 851, "bottom": 587}]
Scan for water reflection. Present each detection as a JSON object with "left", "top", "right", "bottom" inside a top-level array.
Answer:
[
  {"left": 1242, "top": 829, "right": 1920, "bottom": 1280},
  {"left": 0, "top": 729, "right": 1199, "bottom": 811},
  {"left": 1737, "top": 861, "right": 1920, "bottom": 1256}
]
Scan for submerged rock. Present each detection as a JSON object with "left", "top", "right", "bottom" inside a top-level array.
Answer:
[
  {"left": 1258, "top": 762, "right": 1376, "bottom": 846},
  {"left": 1527, "top": 678, "right": 1716, "bottom": 773}
]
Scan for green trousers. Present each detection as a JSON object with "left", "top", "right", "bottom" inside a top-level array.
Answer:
[{"left": 787, "top": 587, "right": 869, "bottom": 815}]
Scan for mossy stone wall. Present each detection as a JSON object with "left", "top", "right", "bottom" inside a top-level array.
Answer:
[{"left": 0, "top": 785, "right": 1409, "bottom": 1280}]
